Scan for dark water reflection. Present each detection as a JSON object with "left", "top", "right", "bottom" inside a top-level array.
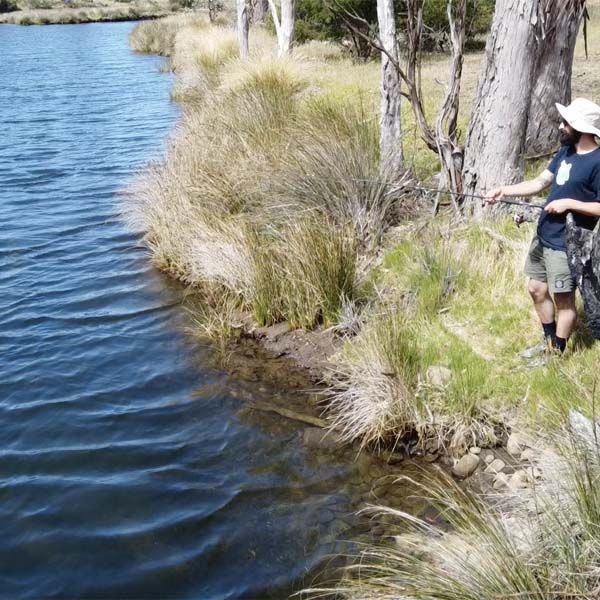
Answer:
[{"left": 0, "top": 22, "right": 423, "bottom": 599}]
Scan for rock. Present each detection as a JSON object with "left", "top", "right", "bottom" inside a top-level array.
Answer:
[
  {"left": 569, "top": 410, "right": 600, "bottom": 453},
  {"left": 452, "top": 454, "right": 480, "bottom": 479},
  {"left": 319, "top": 509, "right": 336, "bottom": 525},
  {"left": 302, "top": 427, "right": 339, "bottom": 449},
  {"left": 493, "top": 472, "right": 509, "bottom": 489},
  {"left": 507, "top": 433, "right": 524, "bottom": 456},
  {"left": 508, "top": 470, "right": 531, "bottom": 490},
  {"left": 484, "top": 453, "right": 495, "bottom": 465},
  {"left": 485, "top": 458, "right": 506, "bottom": 474},
  {"left": 469, "top": 446, "right": 481, "bottom": 455},
  {"left": 426, "top": 366, "right": 452, "bottom": 387},
  {"left": 520, "top": 448, "right": 536, "bottom": 462}
]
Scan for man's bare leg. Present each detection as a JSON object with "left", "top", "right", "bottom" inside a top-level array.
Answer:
[
  {"left": 554, "top": 291, "right": 577, "bottom": 351},
  {"left": 527, "top": 279, "right": 555, "bottom": 324}
]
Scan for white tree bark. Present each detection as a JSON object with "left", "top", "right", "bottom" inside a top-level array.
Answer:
[
  {"left": 462, "top": 0, "right": 542, "bottom": 215},
  {"left": 237, "top": 0, "right": 250, "bottom": 59},
  {"left": 251, "top": 0, "right": 268, "bottom": 23},
  {"left": 268, "top": 0, "right": 295, "bottom": 56},
  {"left": 377, "top": 0, "right": 403, "bottom": 174},
  {"left": 526, "top": 0, "right": 586, "bottom": 154}
]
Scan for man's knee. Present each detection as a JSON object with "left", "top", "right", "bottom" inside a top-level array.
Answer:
[{"left": 527, "top": 278, "right": 548, "bottom": 302}]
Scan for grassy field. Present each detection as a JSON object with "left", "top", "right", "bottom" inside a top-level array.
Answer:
[{"left": 127, "top": 11, "right": 600, "bottom": 597}]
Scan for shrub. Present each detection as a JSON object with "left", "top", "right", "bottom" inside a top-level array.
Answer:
[
  {"left": 0, "top": 0, "right": 18, "bottom": 13},
  {"left": 293, "top": 0, "right": 496, "bottom": 54}
]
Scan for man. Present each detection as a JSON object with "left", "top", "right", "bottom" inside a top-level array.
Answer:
[{"left": 486, "top": 97, "right": 600, "bottom": 355}]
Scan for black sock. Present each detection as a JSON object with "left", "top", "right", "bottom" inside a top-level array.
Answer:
[
  {"left": 553, "top": 336, "right": 567, "bottom": 353},
  {"left": 542, "top": 321, "right": 557, "bottom": 344}
]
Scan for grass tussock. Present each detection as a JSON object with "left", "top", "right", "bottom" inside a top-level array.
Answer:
[
  {"left": 126, "top": 20, "right": 414, "bottom": 349},
  {"left": 129, "top": 14, "right": 202, "bottom": 56},
  {"left": 311, "top": 418, "right": 600, "bottom": 600}
]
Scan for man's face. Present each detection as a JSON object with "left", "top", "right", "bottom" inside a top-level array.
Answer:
[{"left": 559, "top": 120, "right": 582, "bottom": 147}]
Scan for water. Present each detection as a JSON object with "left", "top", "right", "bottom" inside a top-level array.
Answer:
[{"left": 0, "top": 21, "right": 421, "bottom": 599}]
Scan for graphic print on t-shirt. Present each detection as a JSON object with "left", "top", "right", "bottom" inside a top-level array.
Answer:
[{"left": 556, "top": 160, "right": 572, "bottom": 185}]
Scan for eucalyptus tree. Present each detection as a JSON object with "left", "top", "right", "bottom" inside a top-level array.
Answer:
[
  {"left": 377, "top": 0, "right": 403, "bottom": 173},
  {"left": 526, "top": 0, "right": 587, "bottom": 154},
  {"left": 462, "top": 0, "right": 587, "bottom": 214},
  {"left": 237, "top": 0, "right": 250, "bottom": 58},
  {"left": 268, "top": 0, "right": 296, "bottom": 56},
  {"left": 251, "top": 0, "right": 269, "bottom": 22}
]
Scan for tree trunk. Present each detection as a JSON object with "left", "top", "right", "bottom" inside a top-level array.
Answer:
[
  {"left": 526, "top": 0, "right": 586, "bottom": 155},
  {"left": 268, "top": 0, "right": 295, "bottom": 56},
  {"left": 237, "top": 0, "right": 250, "bottom": 59},
  {"left": 462, "top": 0, "right": 542, "bottom": 215},
  {"left": 208, "top": 0, "right": 218, "bottom": 22},
  {"left": 377, "top": 0, "right": 403, "bottom": 174},
  {"left": 279, "top": 0, "right": 295, "bottom": 55},
  {"left": 251, "top": 0, "right": 268, "bottom": 23}
]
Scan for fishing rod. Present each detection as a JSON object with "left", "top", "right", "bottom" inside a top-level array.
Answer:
[
  {"left": 323, "top": 176, "right": 546, "bottom": 210},
  {"left": 405, "top": 184, "right": 545, "bottom": 210}
]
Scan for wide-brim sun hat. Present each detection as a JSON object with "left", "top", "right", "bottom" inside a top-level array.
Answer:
[{"left": 556, "top": 97, "right": 600, "bottom": 137}]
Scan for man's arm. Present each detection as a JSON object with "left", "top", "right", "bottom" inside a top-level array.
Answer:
[
  {"left": 486, "top": 170, "right": 554, "bottom": 204},
  {"left": 545, "top": 199, "right": 600, "bottom": 216}
]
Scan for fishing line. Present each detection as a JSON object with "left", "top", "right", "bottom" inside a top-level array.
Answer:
[{"left": 294, "top": 174, "right": 545, "bottom": 210}]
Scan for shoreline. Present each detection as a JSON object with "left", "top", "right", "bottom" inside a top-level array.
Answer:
[{"left": 0, "top": 3, "right": 181, "bottom": 25}]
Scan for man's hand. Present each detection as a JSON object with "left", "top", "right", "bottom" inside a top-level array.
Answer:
[
  {"left": 485, "top": 187, "right": 506, "bottom": 205},
  {"left": 544, "top": 199, "right": 575, "bottom": 214}
]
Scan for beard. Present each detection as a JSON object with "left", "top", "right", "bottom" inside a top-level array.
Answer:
[{"left": 560, "top": 127, "right": 582, "bottom": 147}]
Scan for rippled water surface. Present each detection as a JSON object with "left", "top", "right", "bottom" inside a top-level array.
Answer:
[{"left": 0, "top": 22, "right": 422, "bottom": 599}]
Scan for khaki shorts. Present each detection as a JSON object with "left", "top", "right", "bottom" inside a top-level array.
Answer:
[{"left": 524, "top": 236, "right": 573, "bottom": 294}]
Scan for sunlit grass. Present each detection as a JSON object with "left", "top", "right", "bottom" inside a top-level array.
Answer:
[{"left": 308, "top": 427, "right": 600, "bottom": 599}]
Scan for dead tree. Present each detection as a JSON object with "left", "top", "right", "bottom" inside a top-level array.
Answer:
[
  {"left": 208, "top": 0, "right": 221, "bottom": 22},
  {"left": 526, "top": 0, "right": 587, "bottom": 155},
  {"left": 251, "top": 0, "right": 268, "bottom": 23},
  {"left": 268, "top": 0, "right": 295, "bottom": 56},
  {"left": 462, "top": 0, "right": 544, "bottom": 215},
  {"left": 333, "top": 0, "right": 467, "bottom": 206},
  {"left": 237, "top": 0, "right": 250, "bottom": 59},
  {"left": 377, "top": 0, "right": 403, "bottom": 174}
]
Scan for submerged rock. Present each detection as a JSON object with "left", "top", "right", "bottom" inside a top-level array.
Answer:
[
  {"left": 485, "top": 458, "right": 506, "bottom": 474},
  {"left": 302, "top": 427, "right": 340, "bottom": 449},
  {"left": 493, "top": 472, "right": 509, "bottom": 489}
]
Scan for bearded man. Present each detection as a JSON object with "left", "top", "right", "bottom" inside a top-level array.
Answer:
[{"left": 486, "top": 98, "right": 600, "bottom": 356}]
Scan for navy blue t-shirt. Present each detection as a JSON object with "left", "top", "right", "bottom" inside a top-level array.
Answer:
[{"left": 537, "top": 145, "right": 600, "bottom": 250}]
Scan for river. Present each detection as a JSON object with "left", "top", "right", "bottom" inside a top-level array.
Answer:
[{"left": 0, "top": 21, "right": 421, "bottom": 599}]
